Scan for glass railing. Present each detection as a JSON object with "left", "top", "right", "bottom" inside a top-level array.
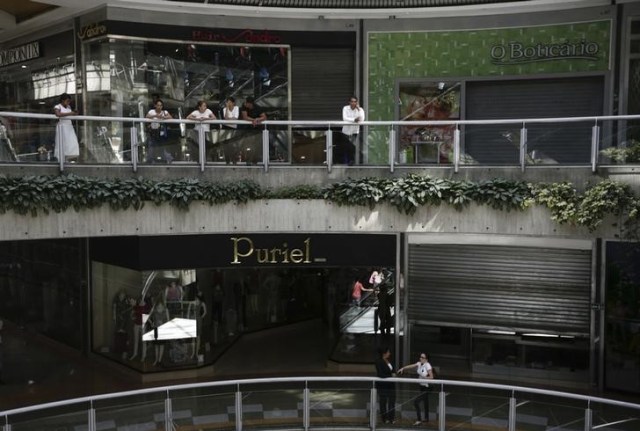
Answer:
[
  {"left": 3, "top": 112, "right": 640, "bottom": 172},
  {"left": 2, "top": 377, "right": 639, "bottom": 431}
]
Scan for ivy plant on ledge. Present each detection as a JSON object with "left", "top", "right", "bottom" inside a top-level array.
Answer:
[{"left": 0, "top": 174, "right": 637, "bottom": 236}]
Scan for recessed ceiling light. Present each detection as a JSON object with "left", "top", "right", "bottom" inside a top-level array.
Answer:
[{"left": 21, "top": 65, "right": 27, "bottom": 69}]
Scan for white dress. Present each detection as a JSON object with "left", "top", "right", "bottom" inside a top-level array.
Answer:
[{"left": 54, "top": 104, "right": 80, "bottom": 159}]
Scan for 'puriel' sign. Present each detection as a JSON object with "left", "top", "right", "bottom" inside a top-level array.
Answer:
[
  {"left": 490, "top": 39, "right": 600, "bottom": 65},
  {"left": 231, "top": 236, "right": 312, "bottom": 265},
  {"left": 0, "top": 42, "right": 40, "bottom": 68}
]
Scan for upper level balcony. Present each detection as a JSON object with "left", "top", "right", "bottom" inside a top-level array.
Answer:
[{"left": 1, "top": 111, "right": 639, "bottom": 189}]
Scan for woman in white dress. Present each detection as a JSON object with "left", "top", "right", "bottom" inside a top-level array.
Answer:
[{"left": 53, "top": 93, "right": 80, "bottom": 162}]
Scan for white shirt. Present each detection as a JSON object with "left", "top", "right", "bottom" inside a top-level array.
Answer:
[
  {"left": 416, "top": 361, "right": 432, "bottom": 387},
  {"left": 189, "top": 109, "right": 214, "bottom": 132},
  {"left": 54, "top": 104, "right": 73, "bottom": 125},
  {"left": 223, "top": 105, "right": 239, "bottom": 129},
  {"left": 342, "top": 105, "right": 365, "bottom": 136},
  {"left": 147, "top": 109, "right": 168, "bottom": 130}
]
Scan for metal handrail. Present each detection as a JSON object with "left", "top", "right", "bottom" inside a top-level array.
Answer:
[
  {"left": 2, "top": 376, "right": 640, "bottom": 416},
  {"left": 0, "top": 111, "right": 635, "bottom": 174}
]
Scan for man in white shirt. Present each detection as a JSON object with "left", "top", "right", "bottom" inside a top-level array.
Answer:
[{"left": 341, "top": 96, "right": 364, "bottom": 165}]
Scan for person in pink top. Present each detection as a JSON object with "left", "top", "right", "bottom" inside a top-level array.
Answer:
[{"left": 351, "top": 277, "right": 372, "bottom": 307}]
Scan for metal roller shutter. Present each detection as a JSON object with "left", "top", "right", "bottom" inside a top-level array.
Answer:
[
  {"left": 408, "top": 244, "right": 592, "bottom": 335},
  {"left": 465, "top": 77, "right": 604, "bottom": 164},
  {"left": 291, "top": 48, "right": 354, "bottom": 120}
]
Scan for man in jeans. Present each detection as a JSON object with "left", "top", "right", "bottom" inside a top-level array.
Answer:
[{"left": 341, "top": 96, "right": 364, "bottom": 165}]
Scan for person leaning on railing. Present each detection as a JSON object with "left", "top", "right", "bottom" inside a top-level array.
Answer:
[{"left": 398, "top": 352, "right": 434, "bottom": 425}]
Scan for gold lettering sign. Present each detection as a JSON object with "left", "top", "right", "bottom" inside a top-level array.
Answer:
[
  {"left": 78, "top": 23, "right": 107, "bottom": 41},
  {"left": 231, "top": 237, "right": 311, "bottom": 265}
]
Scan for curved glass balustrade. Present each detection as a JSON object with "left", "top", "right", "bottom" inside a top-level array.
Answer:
[
  {"left": 1, "top": 377, "right": 639, "bottom": 431},
  {"left": 1, "top": 111, "right": 640, "bottom": 172}
]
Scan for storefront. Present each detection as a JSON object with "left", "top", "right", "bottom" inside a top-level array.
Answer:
[
  {"left": 365, "top": 9, "right": 613, "bottom": 165},
  {"left": 90, "top": 233, "right": 398, "bottom": 373},
  {"left": 405, "top": 234, "right": 595, "bottom": 389}
]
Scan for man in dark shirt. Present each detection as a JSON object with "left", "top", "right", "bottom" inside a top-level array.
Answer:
[{"left": 239, "top": 97, "right": 267, "bottom": 164}]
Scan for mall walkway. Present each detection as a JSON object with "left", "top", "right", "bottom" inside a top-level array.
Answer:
[{"left": 0, "top": 319, "right": 348, "bottom": 411}]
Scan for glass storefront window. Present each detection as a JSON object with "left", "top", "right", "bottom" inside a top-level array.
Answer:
[
  {"left": 78, "top": 37, "right": 290, "bottom": 164},
  {"left": 396, "top": 81, "right": 460, "bottom": 165},
  {"left": 91, "top": 263, "right": 338, "bottom": 371}
]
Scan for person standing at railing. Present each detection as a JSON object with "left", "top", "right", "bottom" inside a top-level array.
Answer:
[
  {"left": 53, "top": 93, "right": 80, "bottom": 163},
  {"left": 187, "top": 100, "right": 216, "bottom": 161},
  {"left": 239, "top": 96, "right": 267, "bottom": 165},
  {"left": 222, "top": 96, "right": 240, "bottom": 164},
  {"left": 398, "top": 352, "right": 434, "bottom": 425},
  {"left": 375, "top": 346, "right": 397, "bottom": 424},
  {"left": 341, "top": 96, "right": 364, "bottom": 165},
  {"left": 145, "top": 99, "right": 172, "bottom": 163}
]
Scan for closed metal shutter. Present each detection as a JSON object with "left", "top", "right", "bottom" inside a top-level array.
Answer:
[
  {"left": 291, "top": 48, "right": 354, "bottom": 120},
  {"left": 408, "top": 244, "right": 592, "bottom": 335},
  {"left": 465, "top": 77, "right": 604, "bottom": 164}
]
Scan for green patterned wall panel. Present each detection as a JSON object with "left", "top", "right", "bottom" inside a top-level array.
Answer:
[{"left": 367, "top": 20, "right": 611, "bottom": 122}]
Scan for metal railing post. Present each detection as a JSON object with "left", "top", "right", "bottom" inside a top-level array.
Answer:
[
  {"left": 519, "top": 124, "right": 527, "bottom": 173},
  {"left": 131, "top": 124, "right": 138, "bottom": 172},
  {"left": 389, "top": 126, "right": 396, "bottom": 173},
  {"left": 326, "top": 128, "right": 333, "bottom": 173},
  {"left": 56, "top": 122, "right": 64, "bottom": 172},
  {"left": 303, "top": 385, "right": 310, "bottom": 431},
  {"left": 199, "top": 128, "right": 206, "bottom": 172},
  {"left": 453, "top": 126, "right": 460, "bottom": 173},
  {"left": 164, "top": 391, "right": 173, "bottom": 431},
  {"left": 508, "top": 395, "right": 516, "bottom": 431},
  {"left": 262, "top": 128, "right": 269, "bottom": 173},
  {"left": 3, "top": 419, "right": 11, "bottom": 431},
  {"left": 591, "top": 124, "right": 600, "bottom": 173},
  {"left": 584, "top": 405, "right": 592, "bottom": 431},
  {"left": 235, "top": 387, "right": 243, "bottom": 431},
  {"left": 438, "top": 385, "right": 446, "bottom": 431},
  {"left": 370, "top": 386, "right": 377, "bottom": 431}
]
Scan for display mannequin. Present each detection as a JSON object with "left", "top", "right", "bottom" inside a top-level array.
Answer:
[
  {"left": 148, "top": 295, "right": 170, "bottom": 366},
  {"left": 164, "top": 281, "right": 184, "bottom": 316},
  {"left": 211, "top": 283, "right": 224, "bottom": 345},
  {"left": 112, "top": 290, "right": 131, "bottom": 358},
  {"left": 129, "top": 296, "right": 150, "bottom": 361},
  {"left": 187, "top": 293, "right": 207, "bottom": 359}
]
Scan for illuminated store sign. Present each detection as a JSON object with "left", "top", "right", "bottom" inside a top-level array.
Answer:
[
  {"left": 78, "top": 22, "right": 107, "bottom": 41},
  {"left": 192, "top": 29, "right": 282, "bottom": 44},
  {"left": 231, "top": 236, "right": 312, "bottom": 265},
  {"left": 490, "top": 39, "right": 600, "bottom": 65},
  {"left": 0, "top": 42, "right": 40, "bottom": 68}
]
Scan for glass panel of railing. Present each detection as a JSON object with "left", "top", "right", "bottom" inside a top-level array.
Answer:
[
  {"left": 443, "top": 386, "right": 510, "bottom": 431},
  {"left": 137, "top": 120, "right": 199, "bottom": 165},
  {"left": 525, "top": 122, "right": 593, "bottom": 166},
  {"left": 169, "top": 386, "right": 236, "bottom": 430},
  {"left": 364, "top": 125, "right": 393, "bottom": 166},
  {"left": 82, "top": 119, "right": 131, "bottom": 164},
  {"left": 599, "top": 118, "right": 640, "bottom": 165},
  {"left": 268, "top": 125, "right": 290, "bottom": 164},
  {"left": 395, "top": 124, "right": 455, "bottom": 166},
  {"left": 513, "top": 392, "right": 586, "bottom": 431},
  {"left": 461, "top": 124, "right": 520, "bottom": 165},
  {"left": 7, "top": 404, "right": 88, "bottom": 431},
  {"left": 239, "top": 382, "right": 304, "bottom": 430},
  {"left": 0, "top": 115, "right": 57, "bottom": 163},
  {"left": 589, "top": 401, "right": 640, "bottom": 431},
  {"left": 94, "top": 392, "right": 166, "bottom": 430},
  {"left": 308, "top": 380, "right": 372, "bottom": 428},
  {"left": 291, "top": 126, "right": 329, "bottom": 165},
  {"left": 394, "top": 381, "right": 438, "bottom": 428}
]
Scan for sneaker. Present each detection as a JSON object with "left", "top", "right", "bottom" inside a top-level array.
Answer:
[{"left": 413, "top": 420, "right": 422, "bottom": 426}]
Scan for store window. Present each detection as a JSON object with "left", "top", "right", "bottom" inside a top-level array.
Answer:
[
  {"left": 92, "top": 263, "right": 332, "bottom": 371},
  {"left": 80, "top": 37, "right": 290, "bottom": 164},
  {"left": 396, "top": 81, "right": 461, "bottom": 165}
]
